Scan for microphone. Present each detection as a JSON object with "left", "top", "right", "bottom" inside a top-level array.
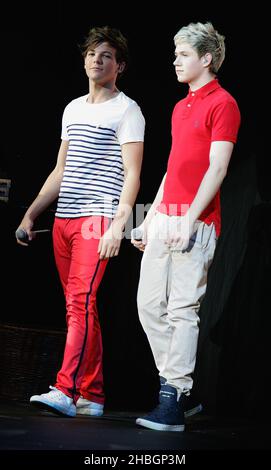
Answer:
[
  {"left": 15, "top": 228, "right": 50, "bottom": 243},
  {"left": 131, "top": 227, "right": 144, "bottom": 241}
]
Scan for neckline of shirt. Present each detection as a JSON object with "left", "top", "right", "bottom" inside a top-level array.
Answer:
[
  {"left": 84, "top": 91, "right": 123, "bottom": 106},
  {"left": 188, "top": 79, "right": 220, "bottom": 99}
]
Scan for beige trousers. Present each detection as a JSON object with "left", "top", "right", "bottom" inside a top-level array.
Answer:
[{"left": 137, "top": 212, "right": 216, "bottom": 397}]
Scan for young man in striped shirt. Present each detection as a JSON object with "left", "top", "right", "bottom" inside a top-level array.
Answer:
[
  {"left": 132, "top": 21, "right": 240, "bottom": 431},
  {"left": 16, "top": 26, "right": 145, "bottom": 417}
]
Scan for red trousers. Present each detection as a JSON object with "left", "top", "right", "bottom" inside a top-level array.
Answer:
[{"left": 52, "top": 216, "right": 110, "bottom": 404}]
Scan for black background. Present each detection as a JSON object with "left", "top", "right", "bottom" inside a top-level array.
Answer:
[{"left": 1, "top": 1, "right": 270, "bottom": 415}]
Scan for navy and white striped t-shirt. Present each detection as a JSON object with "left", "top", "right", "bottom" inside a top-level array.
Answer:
[{"left": 55, "top": 92, "right": 145, "bottom": 219}]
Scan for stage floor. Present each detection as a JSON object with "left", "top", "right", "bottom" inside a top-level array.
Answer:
[{"left": 0, "top": 399, "right": 270, "bottom": 457}]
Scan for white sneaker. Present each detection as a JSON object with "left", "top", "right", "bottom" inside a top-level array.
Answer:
[
  {"left": 76, "top": 396, "right": 104, "bottom": 416},
  {"left": 30, "top": 386, "right": 76, "bottom": 417}
]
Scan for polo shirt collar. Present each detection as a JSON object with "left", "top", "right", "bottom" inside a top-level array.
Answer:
[{"left": 188, "top": 78, "right": 220, "bottom": 99}]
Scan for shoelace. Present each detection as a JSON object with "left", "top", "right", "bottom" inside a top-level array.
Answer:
[
  {"left": 46, "top": 385, "right": 66, "bottom": 402},
  {"left": 49, "top": 385, "right": 61, "bottom": 393}
]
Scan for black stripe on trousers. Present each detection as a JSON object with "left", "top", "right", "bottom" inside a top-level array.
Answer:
[{"left": 72, "top": 259, "right": 101, "bottom": 398}]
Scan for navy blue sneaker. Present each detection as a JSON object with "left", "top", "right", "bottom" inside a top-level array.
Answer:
[
  {"left": 159, "top": 377, "right": 202, "bottom": 418},
  {"left": 182, "top": 395, "right": 203, "bottom": 418},
  {"left": 136, "top": 384, "right": 185, "bottom": 431}
]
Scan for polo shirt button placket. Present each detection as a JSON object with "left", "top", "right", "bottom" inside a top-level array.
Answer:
[{"left": 187, "top": 92, "right": 195, "bottom": 110}]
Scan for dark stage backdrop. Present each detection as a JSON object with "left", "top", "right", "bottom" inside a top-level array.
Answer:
[{"left": 1, "top": 2, "right": 270, "bottom": 417}]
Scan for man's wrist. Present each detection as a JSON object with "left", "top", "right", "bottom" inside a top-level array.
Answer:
[
  {"left": 111, "top": 218, "right": 125, "bottom": 232},
  {"left": 184, "top": 209, "right": 197, "bottom": 226}
]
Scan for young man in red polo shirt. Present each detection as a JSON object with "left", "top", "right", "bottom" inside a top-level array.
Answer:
[{"left": 132, "top": 21, "right": 240, "bottom": 431}]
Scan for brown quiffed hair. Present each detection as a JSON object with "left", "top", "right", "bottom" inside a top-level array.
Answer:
[{"left": 80, "top": 26, "right": 129, "bottom": 74}]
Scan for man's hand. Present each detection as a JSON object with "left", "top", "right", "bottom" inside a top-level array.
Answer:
[
  {"left": 166, "top": 214, "right": 197, "bottom": 252},
  {"left": 98, "top": 222, "right": 124, "bottom": 259},
  {"left": 15, "top": 216, "right": 34, "bottom": 246},
  {"left": 131, "top": 223, "right": 147, "bottom": 252}
]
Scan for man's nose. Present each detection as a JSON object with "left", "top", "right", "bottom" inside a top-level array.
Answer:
[{"left": 94, "top": 54, "right": 102, "bottom": 63}]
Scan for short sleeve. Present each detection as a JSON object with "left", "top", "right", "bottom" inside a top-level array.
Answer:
[
  {"left": 211, "top": 100, "right": 241, "bottom": 143},
  {"left": 61, "top": 105, "right": 69, "bottom": 141},
  {"left": 117, "top": 102, "right": 145, "bottom": 145}
]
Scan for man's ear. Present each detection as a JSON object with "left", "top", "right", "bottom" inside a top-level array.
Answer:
[
  {"left": 118, "top": 62, "right": 125, "bottom": 74},
  {"left": 202, "top": 53, "right": 212, "bottom": 67}
]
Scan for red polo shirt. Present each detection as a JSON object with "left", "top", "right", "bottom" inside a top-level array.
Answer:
[{"left": 158, "top": 79, "right": 241, "bottom": 236}]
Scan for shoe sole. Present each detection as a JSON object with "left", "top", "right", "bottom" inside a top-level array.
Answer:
[
  {"left": 136, "top": 418, "right": 185, "bottom": 432},
  {"left": 30, "top": 398, "right": 76, "bottom": 417},
  {"left": 76, "top": 410, "right": 103, "bottom": 417},
  {"left": 184, "top": 404, "right": 203, "bottom": 418}
]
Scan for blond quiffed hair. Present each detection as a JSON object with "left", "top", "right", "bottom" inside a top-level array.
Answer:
[{"left": 174, "top": 22, "right": 225, "bottom": 73}]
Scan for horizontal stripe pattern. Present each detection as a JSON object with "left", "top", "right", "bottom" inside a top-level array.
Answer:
[
  {"left": 56, "top": 92, "right": 145, "bottom": 219},
  {"left": 56, "top": 123, "right": 123, "bottom": 218}
]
